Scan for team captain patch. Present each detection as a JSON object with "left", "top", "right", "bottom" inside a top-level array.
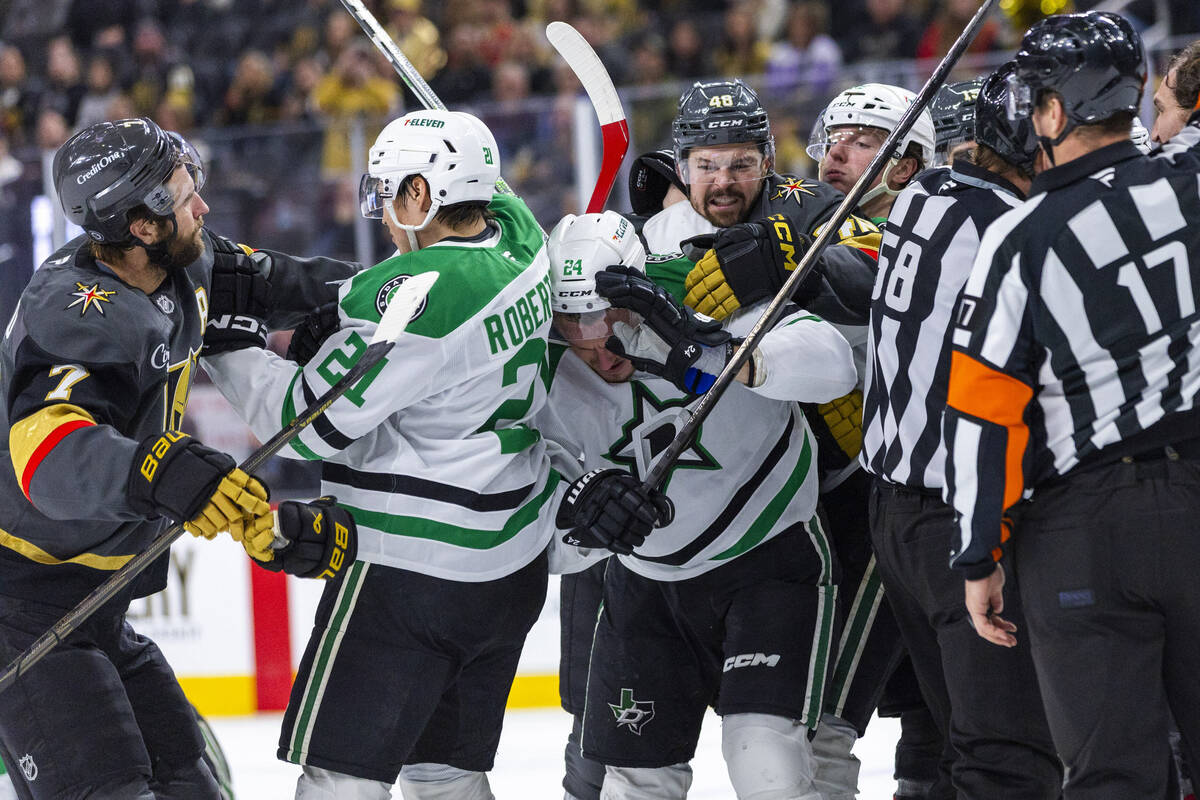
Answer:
[{"left": 375, "top": 274, "right": 428, "bottom": 321}]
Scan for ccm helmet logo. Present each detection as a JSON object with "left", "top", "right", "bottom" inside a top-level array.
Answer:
[
  {"left": 705, "top": 119, "right": 745, "bottom": 129},
  {"left": 723, "top": 652, "right": 781, "bottom": 672},
  {"left": 404, "top": 117, "right": 445, "bottom": 128},
  {"left": 76, "top": 154, "right": 123, "bottom": 184}
]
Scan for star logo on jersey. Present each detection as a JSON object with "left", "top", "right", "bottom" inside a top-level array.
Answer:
[
  {"left": 609, "top": 688, "right": 655, "bottom": 735},
  {"left": 771, "top": 177, "right": 818, "bottom": 204},
  {"left": 605, "top": 381, "right": 719, "bottom": 490},
  {"left": 66, "top": 282, "right": 116, "bottom": 317},
  {"left": 375, "top": 274, "right": 428, "bottom": 322}
]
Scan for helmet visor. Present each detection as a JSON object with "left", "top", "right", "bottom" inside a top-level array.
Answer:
[
  {"left": 676, "top": 146, "right": 770, "bottom": 187},
  {"left": 1005, "top": 71, "right": 1034, "bottom": 122},
  {"left": 552, "top": 308, "right": 642, "bottom": 344},
  {"left": 171, "top": 133, "right": 205, "bottom": 193},
  {"left": 359, "top": 173, "right": 392, "bottom": 219}
]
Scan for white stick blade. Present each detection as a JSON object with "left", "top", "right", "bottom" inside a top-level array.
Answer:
[
  {"left": 372, "top": 271, "right": 439, "bottom": 344},
  {"left": 546, "top": 21, "right": 625, "bottom": 126}
]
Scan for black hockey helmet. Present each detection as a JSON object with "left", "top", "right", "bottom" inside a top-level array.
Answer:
[
  {"left": 931, "top": 78, "right": 984, "bottom": 163},
  {"left": 628, "top": 149, "right": 686, "bottom": 216},
  {"left": 1007, "top": 11, "right": 1146, "bottom": 141},
  {"left": 53, "top": 118, "right": 198, "bottom": 244},
  {"left": 976, "top": 62, "right": 1039, "bottom": 172},
  {"left": 672, "top": 79, "right": 774, "bottom": 175}
]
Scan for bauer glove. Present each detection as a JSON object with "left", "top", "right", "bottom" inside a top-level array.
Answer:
[
  {"left": 127, "top": 431, "right": 273, "bottom": 550},
  {"left": 595, "top": 265, "right": 733, "bottom": 394},
  {"left": 203, "top": 234, "right": 270, "bottom": 355},
  {"left": 683, "top": 214, "right": 816, "bottom": 321},
  {"left": 258, "top": 496, "right": 357, "bottom": 579},
  {"left": 557, "top": 468, "right": 674, "bottom": 556}
]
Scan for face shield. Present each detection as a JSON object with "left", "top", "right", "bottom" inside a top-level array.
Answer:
[
  {"left": 359, "top": 173, "right": 394, "bottom": 219},
  {"left": 807, "top": 122, "right": 891, "bottom": 162},
  {"left": 552, "top": 308, "right": 642, "bottom": 346},
  {"left": 1005, "top": 71, "right": 1035, "bottom": 122},
  {"left": 676, "top": 146, "right": 770, "bottom": 188},
  {"left": 168, "top": 132, "right": 205, "bottom": 193}
]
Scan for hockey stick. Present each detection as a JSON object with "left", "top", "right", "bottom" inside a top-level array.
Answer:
[
  {"left": 336, "top": 0, "right": 518, "bottom": 198},
  {"left": 546, "top": 21, "right": 630, "bottom": 213},
  {"left": 0, "top": 271, "right": 440, "bottom": 696},
  {"left": 641, "top": 0, "right": 1002, "bottom": 492}
]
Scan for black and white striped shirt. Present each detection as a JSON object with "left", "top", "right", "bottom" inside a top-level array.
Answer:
[
  {"left": 861, "top": 162, "right": 1024, "bottom": 491},
  {"left": 946, "top": 126, "right": 1200, "bottom": 577}
]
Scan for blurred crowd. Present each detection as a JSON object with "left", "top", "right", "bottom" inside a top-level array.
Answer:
[{"left": 2, "top": 0, "right": 1196, "bottom": 155}]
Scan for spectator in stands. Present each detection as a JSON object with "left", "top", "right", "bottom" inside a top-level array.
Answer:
[
  {"left": 64, "top": 0, "right": 138, "bottom": 51},
  {"left": 1151, "top": 39, "right": 1200, "bottom": 144},
  {"left": 0, "top": 45, "right": 40, "bottom": 146},
  {"left": 715, "top": 1, "right": 771, "bottom": 77},
  {"left": 33, "top": 107, "right": 69, "bottom": 152},
  {"left": 312, "top": 40, "right": 399, "bottom": 177},
  {"left": 916, "top": 0, "right": 1005, "bottom": 60},
  {"left": 75, "top": 51, "right": 122, "bottom": 129},
  {"left": 40, "top": 36, "right": 85, "bottom": 128},
  {"left": 841, "top": 0, "right": 923, "bottom": 63},
  {"left": 322, "top": 10, "right": 360, "bottom": 68},
  {"left": 127, "top": 18, "right": 175, "bottom": 117},
  {"left": 627, "top": 33, "right": 669, "bottom": 87},
  {"left": 665, "top": 18, "right": 712, "bottom": 80},
  {"left": 280, "top": 56, "right": 324, "bottom": 122},
  {"left": 220, "top": 50, "right": 285, "bottom": 126},
  {"left": 765, "top": 1, "right": 842, "bottom": 93},
  {"left": 432, "top": 24, "right": 492, "bottom": 105},
  {"left": 385, "top": 0, "right": 447, "bottom": 79}
]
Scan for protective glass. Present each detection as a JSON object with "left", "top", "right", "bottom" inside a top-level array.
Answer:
[
  {"left": 1005, "top": 72, "right": 1033, "bottom": 121},
  {"left": 677, "top": 147, "right": 768, "bottom": 187},
  {"left": 359, "top": 173, "right": 392, "bottom": 219}
]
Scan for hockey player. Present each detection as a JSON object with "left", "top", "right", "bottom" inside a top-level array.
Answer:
[
  {"left": 683, "top": 82, "right": 946, "bottom": 799},
  {"left": 860, "top": 62, "right": 1063, "bottom": 799},
  {"left": 0, "top": 118, "right": 355, "bottom": 799},
  {"left": 1150, "top": 39, "right": 1200, "bottom": 144},
  {"left": 930, "top": 78, "right": 984, "bottom": 166},
  {"left": 203, "top": 109, "right": 564, "bottom": 800},
  {"left": 946, "top": 11, "right": 1200, "bottom": 796},
  {"left": 540, "top": 210, "right": 856, "bottom": 800}
]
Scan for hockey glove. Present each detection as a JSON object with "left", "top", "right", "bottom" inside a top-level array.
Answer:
[
  {"left": 258, "top": 496, "right": 357, "bottom": 579},
  {"left": 203, "top": 234, "right": 270, "bottom": 355},
  {"left": 557, "top": 469, "right": 674, "bottom": 556},
  {"left": 595, "top": 265, "right": 733, "bottom": 394},
  {"left": 682, "top": 214, "right": 815, "bottom": 321},
  {"left": 127, "top": 431, "right": 272, "bottom": 546},
  {"left": 286, "top": 301, "right": 341, "bottom": 366}
]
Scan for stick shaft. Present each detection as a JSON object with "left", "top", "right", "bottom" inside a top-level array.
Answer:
[{"left": 642, "top": 0, "right": 1002, "bottom": 490}]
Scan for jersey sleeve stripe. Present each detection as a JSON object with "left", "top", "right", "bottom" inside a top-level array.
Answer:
[
  {"left": 323, "top": 462, "right": 537, "bottom": 512},
  {"left": 9, "top": 403, "right": 96, "bottom": 500},
  {"left": 280, "top": 369, "right": 323, "bottom": 461},
  {"left": 946, "top": 350, "right": 1032, "bottom": 513},
  {"left": 299, "top": 374, "right": 357, "bottom": 452}
]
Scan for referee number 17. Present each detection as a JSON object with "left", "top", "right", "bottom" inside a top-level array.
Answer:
[{"left": 1114, "top": 241, "right": 1195, "bottom": 334}]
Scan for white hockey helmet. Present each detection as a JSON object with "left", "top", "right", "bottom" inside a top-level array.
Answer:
[
  {"left": 548, "top": 211, "right": 646, "bottom": 321},
  {"left": 359, "top": 109, "right": 500, "bottom": 232},
  {"left": 806, "top": 83, "right": 937, "bottom": 168}
]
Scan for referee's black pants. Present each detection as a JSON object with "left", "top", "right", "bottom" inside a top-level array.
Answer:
[
  {"left": 868, "top": 480, "right": 1063, "bottom": 799},
  {"left": 1016, "top": 458, "right": 1200, "bottom": 800}
]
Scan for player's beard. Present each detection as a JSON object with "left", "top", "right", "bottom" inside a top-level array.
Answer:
[
  {"left": 154, "top": 223, "right": 205, "bottom": 272},
  {"left": 694, "top": 183, "right": 753, "bottom": 228}
]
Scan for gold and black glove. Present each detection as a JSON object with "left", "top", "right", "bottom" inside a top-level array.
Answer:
[{"left": 258, "top": 496, "right": 357, "bottom": 580}]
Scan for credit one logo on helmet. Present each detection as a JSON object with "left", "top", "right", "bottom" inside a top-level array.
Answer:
[
  {"left": 76, "top": 153, "right": 124, "bottom": 184},
  {"left": 404, "top": 118, "right": 446, "bottom": 128}
]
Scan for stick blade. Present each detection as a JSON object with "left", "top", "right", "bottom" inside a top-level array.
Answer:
[
  {"left": 372, "top": 271, "right": 439, "bottom": 345},
  {"left": 546, "top": 21, "right": 626, "bottom": 125}
]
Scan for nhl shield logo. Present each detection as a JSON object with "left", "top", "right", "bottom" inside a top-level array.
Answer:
[
  {"left": 18, "top": 753, "right": 36, "bottom": 781},
  {"left": 375, "top": 274, "right": 428, "bottom": 321}
]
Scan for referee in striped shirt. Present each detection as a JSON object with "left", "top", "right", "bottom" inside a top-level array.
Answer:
[
  {"left": 945, "top": 11, "right": 1200, "bottom": 796},
  {"left": 861, "top": 63, "right": 1062, "bottom": 798}
]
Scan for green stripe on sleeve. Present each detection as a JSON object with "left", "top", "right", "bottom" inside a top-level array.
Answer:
[{"left": 280, "top": 368, "right": 322, "bottom": 461}]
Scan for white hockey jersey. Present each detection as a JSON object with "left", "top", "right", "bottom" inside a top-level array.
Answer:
[
  {"left": 642, "top": 200, "right": 717, "bottom": 255},
  {"left": 204, "top": 194, "right": 562, "bottom": 582},
  {"left": 539, "top": 302, "right": 857, "bottom": 581}
]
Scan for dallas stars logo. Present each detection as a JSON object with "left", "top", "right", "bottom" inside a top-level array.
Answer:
[
  {"left": 66, "top": 283, "right": 116, "bottom": 317},
  {"left": 771, "top": 176, "right": 818, "bottom": 204},
  {"left": 609, "top": 688, "right": 655, "bottom": 735},
  {"left": 606, "top": 381, "right": 719, "bottom": 490}
]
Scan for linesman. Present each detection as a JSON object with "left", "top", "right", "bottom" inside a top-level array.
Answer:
[{"left": 945, "top": 11, "right": 1200, "bottom": 797}]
